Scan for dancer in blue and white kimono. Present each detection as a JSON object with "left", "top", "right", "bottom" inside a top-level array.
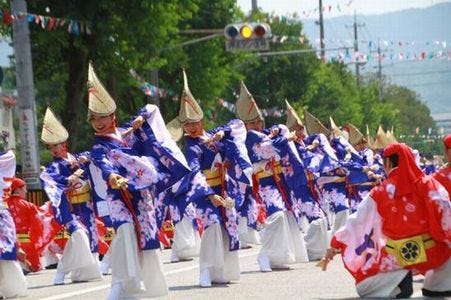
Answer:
[
  {"left": 0, "top": 150, "right": 27, "bottom": 298},
  {"left": 302, "top": 114, "right": 350, "bottom": 234},
  {"left": 169, "top": 71, "right": 251, "bottom": 287},
  {"left": 40, "top": 108, "right": 102, "bottom": 285},
  {"left": 284, "top": 101, "right": 329, "bottom": 260},
  {"left": 345, "top": 123, "right": 382, "bottom": 211},
  {"left": 236, "top": 82, "right": 309, "bottom": 272},
  {"left": 86, "top": 63, "right": 190, "bottom": 299}
]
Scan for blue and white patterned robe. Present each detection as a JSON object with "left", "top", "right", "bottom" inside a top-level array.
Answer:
[{"left": 89, "top": 105, "right": 190, "bottom": 250}]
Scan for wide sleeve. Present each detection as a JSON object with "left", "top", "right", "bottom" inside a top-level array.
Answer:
[{"left": 422, "top": 177, "right": 451, "bottom": 247}]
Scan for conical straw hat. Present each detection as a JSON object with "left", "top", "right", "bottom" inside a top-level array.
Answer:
[
  {"left": 87, "top": 62, "right": 116, "bottom": 117},
  {"left": 330, "top": 116, "right": 345, "bottom": 138},
  {"left": 348, "top": 123, "right": 365, "bottom": 146},
  {"left": 235, "top": 81, "right": 263, "bottom": 122},
  {"left": 386, "top": 128, "right": 398, "bottom": 144},
  {"left": 178, "top": 69, "right": 203, "bottom": 124},
  {"left": 41, "top": 107, "right": 69, "bottom": 145},
  {"left": 285, "top": 100, "right": 303, "bottom": 130},
  {"left": 166, "top": 118, "right": 183, "bottom": 142},
  {"left": 366, "top": 124, "right": 374, "bottom": 149},
  {"left": 373, "top": 125, "right": 390, "bottom": 150},
  {"left": 304, "top": 111, "right": 329, "bottom": 136}
]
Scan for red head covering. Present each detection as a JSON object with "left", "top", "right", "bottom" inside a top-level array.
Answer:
[
  {"left": 383, "top": 143, "right": 424, "bottom": 196},
  {"left": 444, "top": 134, "right": 451, "bottom": 149},
  {"left": 11, "top": 177, "right": 26, "bottom": 191}
]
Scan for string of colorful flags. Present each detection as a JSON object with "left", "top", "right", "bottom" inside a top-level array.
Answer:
[
  {"left": 270, "top": 36, "right": 449, "bottom": 49},
  {"left": 323, "top": 49, "right": 451, "bottom": 64},
  {"left": 1, "top": 9, "right": 91, "bottom": 36},
  {"left": 268, "top": 0, "right": 355, "bottom": 21},
  {"left": 139, "top": 81, "right": 178, "bottom": 100}
]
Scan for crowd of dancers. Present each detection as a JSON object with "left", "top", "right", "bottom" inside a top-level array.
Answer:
[{"left": 0, "top": 64, "right": 449, "bottom": 299}]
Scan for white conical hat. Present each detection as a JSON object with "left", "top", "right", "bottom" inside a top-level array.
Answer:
[
  {"left": 366, "top": 124, "right": 374, "bottom": 148},
  {"left": 235, "top": 81, "right": 263, "bottom": 122},
  {"left": 166, "top": 118, "right": 183, "bottom": 142},
  {"left": 87, "top": 62, "right": 116, "bottom": 117},
  {"left": 178, "top": 69, "right": 203, "bottom": 124},
  {"left": 386, "top": 128, "right": 398, "bottom": 144},
  {"left": 304, "top": 110, "right": 329, "bottom": 136},
  {"left": 41, "top": 107, "right": 69, "bottom": 145},
  {"left": 330, "top": 116, "right": 346, "bottom": 139},
  {"left": 285, "top": 100, "right": 303, "bottom": 130},
  {"left": 373, "top": 125, "right": 390, "bottom": 150},
  {"left": 348, "top": 123, "right": 365, "bottom": 146}
]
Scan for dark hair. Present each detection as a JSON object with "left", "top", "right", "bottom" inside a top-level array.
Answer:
[{"left": 385, "top": 153, "right": 399, "bottom": 167}]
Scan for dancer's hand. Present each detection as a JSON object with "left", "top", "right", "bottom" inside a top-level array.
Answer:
[
  {"left": 208, "top": 194, "right": 225, "bottom": 207},
  {"left": 318, "top": 247, "right": 339, "bottom": 271},
  {"left": 132, "top": 115, "right": 145, "bottom": 130},
  {"left": 109, "top": 173, "right": 128, "bottom": 189}
]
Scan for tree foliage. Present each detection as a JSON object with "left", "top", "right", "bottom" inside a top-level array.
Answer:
[{"left": 1, "top": 1, "right": 440, "bottom": 160}]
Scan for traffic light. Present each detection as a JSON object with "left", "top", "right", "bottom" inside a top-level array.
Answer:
[{"left": 224, "top": 23, "right": 272, "bottom": 51}]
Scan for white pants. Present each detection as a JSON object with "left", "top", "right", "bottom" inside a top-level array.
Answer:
[
  {"left": 356, "top": 269, "right": 408, "bottom": 298},
  {"left": 356, "top": 258, "right": 451, "bottom": 297},
  {"left": 238, "top": 216, "right": 261, "bottom": 247},
  {"left": 304, "top": 217, "right": 329, "bottom": 261},
  {"left": 57, "top": 229, "right": 102, "bottom": 282},
  {"left": 259, "top": 211, "right": 309, "bottom": 267},
  {"left": 0, "top": 260, "right": 27, "bottom": 298},
  {"left": 109, "top": 223, "right": 168, "bottom": 299},
  {"left": 199, "top": 223, "right": 240, "bottom": 283},
  {"left": 424, "top": 258, "right": 451, "bottom": 292},
  {"left": 172, "top": 217, "right": 200, "bottom": 260}
]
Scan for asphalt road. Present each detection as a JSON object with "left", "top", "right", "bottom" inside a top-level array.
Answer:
[{"left": 20, "top": 245, "right": 440, "bottom": 300}]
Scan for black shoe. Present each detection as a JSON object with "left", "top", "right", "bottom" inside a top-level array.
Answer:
[
  {"left": 396, "top": 271, "right": 413, "bottom": 299},
  {"left": 422, "top": 288, "right": 451, "bottom": 297},
  {"left": 45, "top": 263, "right": 58, "bottom": 270}
]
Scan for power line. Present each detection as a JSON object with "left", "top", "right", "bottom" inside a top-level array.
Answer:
[
  {"left": 388, "top": 69, "right": 451, "bottom": 77},
  {"left": 402, "top": 80, "right": 451, "bottom": 87}
]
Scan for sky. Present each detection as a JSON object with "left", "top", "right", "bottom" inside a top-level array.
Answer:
[{"left": 237, "top": 0, "right": 451, "bottom": 18}]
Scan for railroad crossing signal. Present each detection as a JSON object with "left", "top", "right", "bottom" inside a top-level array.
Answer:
[{"left": 224, "top": 23, "right": 271, "bottom": 51}]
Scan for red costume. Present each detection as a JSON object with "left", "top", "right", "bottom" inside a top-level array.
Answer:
[
  {"left": 6, "top": 178, "right": 61, "bottom": 272},
  {"left": 331, "top": 143, "right": 451, "bottom": 284}
]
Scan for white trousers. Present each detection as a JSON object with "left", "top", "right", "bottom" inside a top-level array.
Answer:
[
  {"left": 199, "top": 223, "right": 240, "bottom": 283},
  {"left": 356, "top": 258, "right": 451, "bottom": 297},
  {"left": 109, "top": 223, "right": 168, "bottom": 299},
  {"left": 238, "top": 216, "right": 261, "bottom": 246},
  {"left": 0, "top": 260, "right": 28, "bottom": 298},
  {"left": 57, "top": 229, "right": 102, "bottom": 282},
  {"left": 259, "top": 211, "right": 309, "bottom": 267},
  {"left": 172, "top": 217, "right": 200, "bottom": 260},
  {"left": 304, "top": 217, "right": 329, "bottom": 261}
]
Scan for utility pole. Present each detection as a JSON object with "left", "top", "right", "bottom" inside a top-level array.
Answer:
[
  {"left": 252, "top": 0, "right": 258, "bottom": 12},
  {"left": 377, "top": 38, "right": 383, "bottom": 100},
  {"left": 10, "top": 0, "right": 41, "bottom": 189},
  {"left": 319, "top": 0, "right": 325, "bottom": 61},
  {"left": 347, "top": 12, "right": 365, "bottom": 86}
]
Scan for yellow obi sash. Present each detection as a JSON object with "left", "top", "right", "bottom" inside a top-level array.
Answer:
[
  {"left": 55, "top": 230, "right": 70, "bottom": 240},
  {"left": 203, "top": 169, "right": 223, "bottom": 187},
  {"left": 69, "top": 181, "right": 91, "bottom": 204},
  {"left": 254, "top": 161, "right": 283, "bottom": 180},
  {"left": 385, "top": 234, "right": 435, "bottom": 267},
  {"left": 16, "top": 233, "right": 31, "bottom": 243}
]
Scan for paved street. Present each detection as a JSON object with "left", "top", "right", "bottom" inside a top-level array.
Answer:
[{"left": 22, "top": 245, "right": 435, "bottom": 300}]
